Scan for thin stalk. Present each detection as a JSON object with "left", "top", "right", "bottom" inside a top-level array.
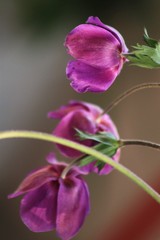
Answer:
[
  {"left": 61, "top": 158, "right": 82, "bottom": 179},
  {"left": 61, "top": 145, "right": 118, "bottom": 178},
  {"left": 120, "top": 139, "right": 160, "bottom": 151},
  {"left": 0, "top": 130, "right": 159, "bottom": 203},
  {"left": 100, "top": 83, "right": 160, "bottom": 115}
]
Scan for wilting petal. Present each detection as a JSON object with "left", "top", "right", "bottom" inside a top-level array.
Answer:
[
  {"left": 98, "top": 149, "right": 121, "bottom": 175},
  {"left": 46, "top": 153, "right": 67, "bottom": 168},
  {"left": 80, "top": 161, "right": 97, "bottom": 174},
  {"left": 48, "top": 100, "right": 102, "bottom": 120},
  {"left": 97, "top": 114, "right": 120, "bottom": 139},
  {"left": 86, "top": 16, "right": 128, "bottom": 53},
  {"left": 80, "top": 159, "right": 114, "bottom": 175},
  {"left": 8, "top": 166, "right": 57, "bottom": 198},
  {"left": 46, "top": 152, "right": 58, "bottom": 164},
  {"left": 67, "top": 60, "right": 121, "bottom": 93},
  {"left": 48, "top": 104, "right": 83, "bottom": 120},
  {"left": 54, "top": 109, "right": 97, "bottom": 158},
  {"left": 86, "top": 160, "right": 114, "bottom": 175},
  {"left": 81, "top": 148, "right": 120, "bottom": 175},
  {"left": 65, "top": 23, "right": 121, "bottom": 68},
  {"left": 20, "top": 182, "right": 58, "bottom": 232},
  {"left": 56, "top": 177, "right": 90, "bottom": 240},
  {"left": 69, "top": 100, "right": 102, "bottom": 118},
  {"left": 79, "top": 112, "right": 121, "bottom": 175}
]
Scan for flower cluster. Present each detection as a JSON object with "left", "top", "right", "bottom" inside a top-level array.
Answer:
[
  {"left": 9, "top": 16, "right": 160, "bottom": 240},
  {"left": 9, "top": 16, "right": 123, "bottom": 239}
]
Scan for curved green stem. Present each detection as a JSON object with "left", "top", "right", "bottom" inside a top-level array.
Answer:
[
  {"left": 0, "top": 130, "right": 159, "bottom": 203},
  {"left": 61, "top": 158, "right": 81, "bottom": 179},
  {"left": 100, "top": 82, "right": 160, "bottom": 115}
]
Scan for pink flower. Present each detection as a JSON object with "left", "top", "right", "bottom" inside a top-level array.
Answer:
[
  {"left": 48, "top": 100, "right": 120, "bottom": 175},
  {"left": 8, "top": 154, "right": 90, "bottom": 240},
  {"left": 65, "top": 16, "right": 128, "bottom": 93}
]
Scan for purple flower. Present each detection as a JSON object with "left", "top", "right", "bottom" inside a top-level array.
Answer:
[
  {"left": 48, "top": 100, "right": 120, "bottom": 175},
  {"left": 8, "top": 154, "right": 90, "bottom": 240},
  {"left": 65, "top": 16, "right": 128, "bottom": 93}
]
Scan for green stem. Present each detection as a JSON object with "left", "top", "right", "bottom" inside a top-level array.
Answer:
[
  {"left": 100, "top": 82, "right": 160, "bottom": 114},
  {"left": 61, "top": 158, "right": 81, "bottom": 179},
  {"left": 61, "top": 145, "right": 118, "bottom": 179},
  {"left": 120, "top": 139, "right": 160, "bottom": 151},
  {"left": 0, "top": 130, "right": 159, "bottom": 203}
]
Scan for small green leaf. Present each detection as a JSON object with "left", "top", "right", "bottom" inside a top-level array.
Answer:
[
  {"left": 78, "top": 143, "right": 106, "bottom": 167},
  {"left": 75, "top": 130, "right": 120, "bottom": 171},
  {"left": 95, "top": 146, "right": 117, "bottom": 172},
  {"left": 143, "top": 28, "right": 158, "bottom": 48},
  {"left": 75, "top": 129, "right": 119, "bottom": 146},
  {"left": 127, "top": 28, "right": 160, "bottom": 68},
  {"left": 127, "top": 44, "right": 160, "bottom": 68},
  {"left": 95, "top": 161, "right": 105, "bottom": 172},
  {"left": 79, "top": 143, "right": 118, "bottom": 171},
  {"left": 151, "top": 44, "right": 160, "bottom": 64}
]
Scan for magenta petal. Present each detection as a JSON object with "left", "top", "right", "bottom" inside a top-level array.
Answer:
[
  {"left": 54, "top": 109, "right": 97, "bottom": 158},
  {"left": 8, "top": 166, "right": 57, "bottom": 198},
  {"left": 46, "top": 152, "right": 59, "bottom": 164},
  {"left": 65, "top": 16, "right": 128, "bottom": 93},
  {"left": 80, "top": 160, "right": 114, "bottom": 175},
  {"left": 67, "top": 100, "right": 102, "bottom": 119},
  {"left": 20, "top": 182, "right": 58, "bottom": 232},
  {"left": 98, "top": 149, "right": 121, "bottom": 175},
  {"left": 48, "top": 100, "right": 102, "bottom": 120},
  {"left": 81, "top": 150, "right": 120, "bottom": 175},
  {"left": 80, "top": 161, "right": 97, "bottom": 174},
  {"left": 56, "top": 177, "right": 90, "bottom": 240},
  {"left": 86, "top": 16, "right": 128, "bottom": 53},
  {"left": 68, "top": 100, "right": 102, "bottom": 118},
  {"left": 65, "top": 23, "right": 121, "bottom": 68},
  {"left": 48, "top": 104, "right": 82, "bottom": 120},
  {"left": 98, "top": 114, "right": 120, "bottom": 139},
  {"left": 66, "top": 60, "right": 120, "bottom": 93}
]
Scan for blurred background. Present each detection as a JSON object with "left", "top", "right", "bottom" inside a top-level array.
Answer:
[{"left": 1, "top": 0, "right": 160, "bottom": 239}]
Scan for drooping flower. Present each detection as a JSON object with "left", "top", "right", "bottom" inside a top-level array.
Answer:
[
  {"left": 48, "top": 100, "right": 120, "bottom": 175},
  {"left": 8, "top": 153, "right": 90, "bottom": 240},
  {"left": 65, "top": 16, "right": 128, "bottom": 93}
]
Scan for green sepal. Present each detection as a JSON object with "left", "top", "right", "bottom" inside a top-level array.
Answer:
[
  {"left": 76, "top": 130, "right": 120, "bottom": 172},
  {"left": 79, "top": 143, "right": 118, "bottom": 169},
  {"left": 143, "top": 28, "right": 158, "bottom": 48},
  {"left": 127, "top": 29, "right": 160, "bottom": 68},
  {"left": 95, "top": 146, "right": 118, "bottom": 172},
  {"left": 95, "top": 161, "right": 106, "bottom": 172},
  {"left": 76, "top": 128, "right": 119, "bottom": 146}
]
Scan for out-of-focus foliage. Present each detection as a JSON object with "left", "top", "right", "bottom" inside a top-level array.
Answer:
[{"left": 14, "top": 0, "right": 148, "bottom": 35}]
